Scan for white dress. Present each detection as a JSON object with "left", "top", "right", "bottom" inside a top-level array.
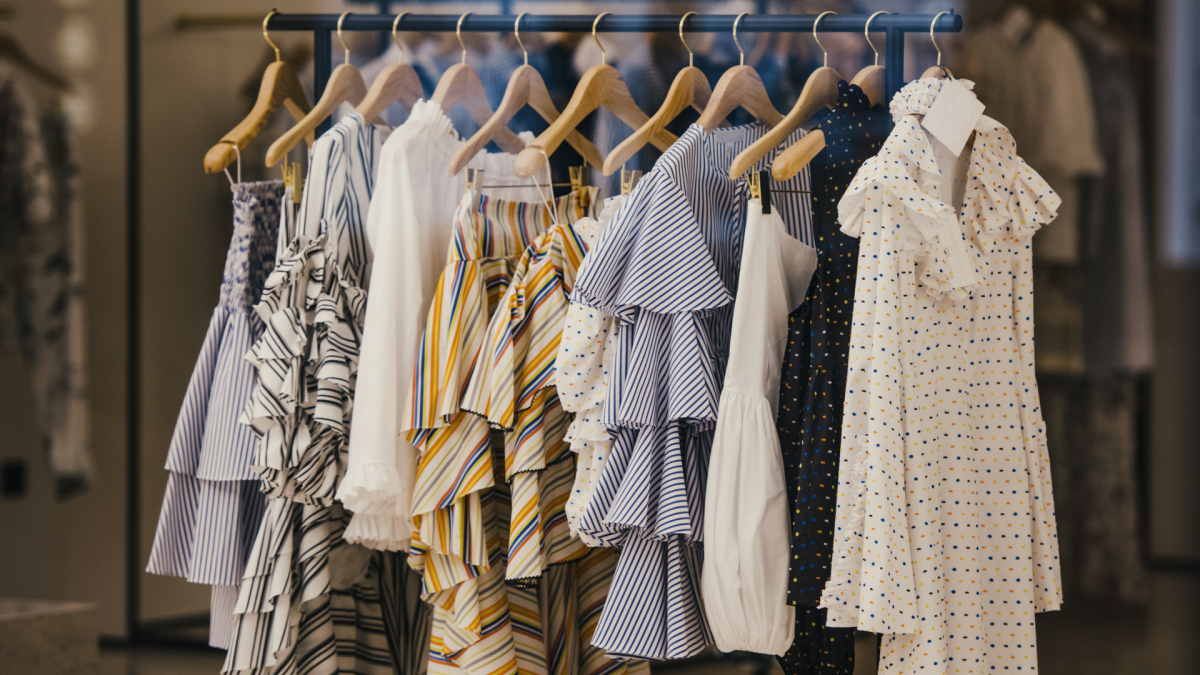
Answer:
[
  {"left": 822, "top": 79, "right": 1063, "bottom": 673},
  {"left": 701, "top": 198, "right": 817, "bottom": 656}
]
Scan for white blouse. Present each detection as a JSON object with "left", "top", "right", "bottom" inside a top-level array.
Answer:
[
  {"left": 701, "top": 198, "right": 817, "bottom": 656},
  {"left": 555, "top": 194, "right": 626, "bottom": 547},
  {"left": 338, "top": 99, "right": 546, "bottom": 551}
]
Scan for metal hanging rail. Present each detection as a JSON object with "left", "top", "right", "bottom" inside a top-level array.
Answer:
[{"left": 262, "top": 12, "right": 961, "bottom": 128}]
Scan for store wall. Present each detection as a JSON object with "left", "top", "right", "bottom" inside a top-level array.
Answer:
[{"left": 0, "top": 0, "right": 130, "bottom": 636}]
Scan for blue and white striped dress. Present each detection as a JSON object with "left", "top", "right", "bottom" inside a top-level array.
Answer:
[
  {"left": 570, "top": 123, "right": 814, "bottom": 661},
  {"left": 146, "top": 180, "right": 282, "bottom": 648}
]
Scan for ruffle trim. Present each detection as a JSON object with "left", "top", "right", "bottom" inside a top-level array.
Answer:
[
  {"left": 343, "top": 511, "right": 412, "bottom": 552},
  {"left": 336, "top": 463, "right": 410, "bottom": 517},
  {"left": 888, "top": 77, "right": 976, "bottom": 122},
  {"left": 242, "top": 225, "right": 367, "bottom": 504}
]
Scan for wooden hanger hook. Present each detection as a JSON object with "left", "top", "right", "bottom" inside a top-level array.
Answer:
[
  {"left": 813, "top": 11, "right": 836, "bottom": 68},
  {"left": 865, "top": 11, "right": 889, "bottom": 66}
]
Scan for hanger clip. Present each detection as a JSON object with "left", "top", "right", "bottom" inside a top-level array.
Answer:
[
  {"left": 466, "top": 168, "right": 484, "bottom": 193},
  {"left": 620, "top": 169, "right": 643, "bottom": 196},
  {"left": 758, "top": 170, "right": 772, "bottom": 214},
  {"left": 568, "top": 166, "right": 587, "bottom": 192},
  {"left": 748, "top": 170, "right": 771, "bottom": 214},
  {"left": 283, "top": 160, "right": 303, "bottom": 204}
]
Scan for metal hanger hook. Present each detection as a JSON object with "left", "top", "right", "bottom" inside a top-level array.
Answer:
[
  {"left": 393, "top": 12, "right": 408, "bottom": 63},
  {"left": 733, "top": 12, "right": 749, "bottom": 66},
  {"left": 679, "top": 12, "right": 697, "bottom": 68},
  {"left": 457, "top": 12, "right": 471, "bottom": 65},
  {"left": 515, "top": 13, "right": 528, "bottom": 66},
  {"left": 865, "top": 11, "right": 889, "bottom": 67},
  {"left": 592, "top": 12, "right": 611, "bottom": 66},
  {"left": 930, "top": 11, "right": 949, "bottom": 66},
  {"left": 813, "top": 11, "right": 836, "bottom": 68},
  {"left": 337, "top": 12, "right": 352, "bottom": 64},
  {"left": 263, "top": 10, "right": 281, "bottom": 62}
]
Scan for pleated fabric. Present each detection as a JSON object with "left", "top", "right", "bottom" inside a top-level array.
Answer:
[
  {"left": 224, "top": 113, "right": 427, "bottom": 675},
  {"left": 569, "top": 122, "right": 814, "bottom": 661},
  {"left": 146, "top": 180, "right": 282, "bottom": 648},
  {"left": 774, "top": 81, "right": 890, "bottom": 675}
]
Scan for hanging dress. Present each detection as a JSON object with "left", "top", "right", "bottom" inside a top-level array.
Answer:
[
  {"left": 774, "top": 81, "right": 890, "bottom": 675},
  {"left": 555, "top": 195, "right": 627, "bottom": 547},
  {"left": 402, "top": 188, "right": 606, "bottom": 675},
  {"left": 146, "top": 180, "right": 282, "bottom": 649},
  {"left": 460, "top": 192, "right": 651, "bottom": 675},
  {"left": 340, "top": 100, "right": 553, "bottom": 552},
  {"left": 701, "top": 198, "right": 817, "bottom": 656},
  {"left": 224, "top": 113, "right": 425, "bottom": 675},
  {"left": 821, "top": 78, "right": 1063, "bottom": 674},
  {"left": 570, "top": 122, "right": 815, "bottom": 661}
]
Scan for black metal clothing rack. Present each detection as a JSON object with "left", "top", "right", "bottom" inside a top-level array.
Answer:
[{"left": 123, "top": 9, "right": 961, "bottom": 644}]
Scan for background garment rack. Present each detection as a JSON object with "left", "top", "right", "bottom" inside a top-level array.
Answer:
[{"left": 125, "top": 8, "right": 962, "bottom": 646}]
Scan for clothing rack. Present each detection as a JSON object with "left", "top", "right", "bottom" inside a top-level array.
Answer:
[
  {"left": 124, "top": 8, "right": 962, "bottom": 646},
  {"left": 270, "top": 12, "right": 961, "bottom": 135}
]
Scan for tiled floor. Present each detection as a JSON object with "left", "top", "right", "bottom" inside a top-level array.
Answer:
[{"left": 97, "top": 570, "right": 1200, "bottom": 675}]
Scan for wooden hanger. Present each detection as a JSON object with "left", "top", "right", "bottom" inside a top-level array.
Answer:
[
  {"left": 265, "top": 13, "right": 384, "bottom": 168},
  {"left": 203, "top": 12, "right": 311, "bottom": 174},
  {"left": 451, "top": 14, "right": 600, "bottom": 176},
  {"left": 695, "top": 13, "right": 783, "bottom": 133},
  {"left": 512, "top": 13, "right": 677, "bottom": 179},
  {"left": 773, "top": 11, "right": 889, "bottom": 181},
  {"left": 603, "top": 12, "right": 721, "bottom": 176},
  {"left": 921, "top": 11, "right": 956, "bottom": 79},
  {"left": 356, "top": 13, "right": 424, "bottom": 123},
  {"left": 728, "top": 11, "right": 841, "bottom": 180},
  {"left": 431, "top": 13, "right": 525, "bottom": 155}
]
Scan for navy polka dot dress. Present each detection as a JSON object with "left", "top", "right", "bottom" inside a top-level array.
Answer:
[{"left": 776, "top": 81, "right": 889, "bottom": 675}]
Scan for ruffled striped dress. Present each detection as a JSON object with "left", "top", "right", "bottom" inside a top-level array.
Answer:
[
  {"left": 569, "top": 123, "right": 814, "bottom": 661},
  {"left": 224, "top": 113, "right": 428, "bottom": 675},
  {"left": 462, "top": 196, "right": 653, "bottom": 675},
  {"left": 146, "top": 180, "right": 281, "bottom": 649},
  {"left": 404, "top": 188, "right": 649, "bottom": 675}
]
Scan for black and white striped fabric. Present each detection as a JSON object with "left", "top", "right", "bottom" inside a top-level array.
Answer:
[
  {"left": 224, "top": 113, "right": 428, "bottom": 675},
  {"left": 145, "top": 180, "right": 283, "bottom": 648},
  {"left": 570, "top": 122, "right": 814, "bottom": 661}
]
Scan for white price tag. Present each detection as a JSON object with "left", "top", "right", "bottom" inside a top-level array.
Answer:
[{"left": 921, "top": 80, "right": 985, "bottom": 156}]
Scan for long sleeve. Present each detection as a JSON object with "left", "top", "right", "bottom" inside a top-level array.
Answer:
[{"left": 340, "top": 117, "right": 456, "bottom": 551}]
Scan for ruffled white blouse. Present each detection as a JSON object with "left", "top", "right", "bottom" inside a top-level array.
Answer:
[{"left": 701, "top": 199, "right": 817, "bottom": 656}]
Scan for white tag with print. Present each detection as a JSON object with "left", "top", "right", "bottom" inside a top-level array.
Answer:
[{"left": 921, "top": 79, "right": 984, "bottom": 156}]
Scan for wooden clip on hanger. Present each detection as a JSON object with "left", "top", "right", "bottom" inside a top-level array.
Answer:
[
  {"left": 773, "top": 11, "right": 888, "bottom": 181},
  {"left": 729, "top": 11, "right": 840, "bottom": 180},
  {"left": 356, "top": 12, "right": 424, "bottom": 123},
  {"left": 603, "top": 11, "right": 722, "bottom": 176},
  {"left": 620, "top": 168, "right": 643, "bottom": 195},
  {"left": 433, "top": 13, "right": 525, "bottom": 155},
  {"left": 748, "top": 169, "right": 772, "bottom": 214},
  {"left": 450, "top": 13, "right": 601, "bottom": 176},
  {"left": 265, "top": 12, "right": 385, "bottom": 168},
  {"left": 204, "top": 11, "right": 312, "bottom": 174},
  {"left": 921, "top": 12, "right": 956, "bottom": 79},
  {"left": 513, "top": 13, "right": 677, "bottom": 179},
  {"left": 695, "top": 13, "right": 783, "bottom": 133}
]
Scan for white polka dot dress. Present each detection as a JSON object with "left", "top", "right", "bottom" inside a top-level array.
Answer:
[{"left": 821, "top": 79, "right": 1063, "bottom": 673}]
